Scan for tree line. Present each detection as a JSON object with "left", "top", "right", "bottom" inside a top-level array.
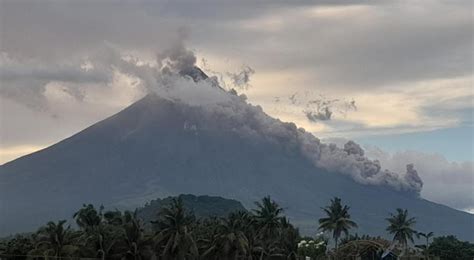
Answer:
[{"left": 1, "top": 196, "right": 473, "bottom": 259}]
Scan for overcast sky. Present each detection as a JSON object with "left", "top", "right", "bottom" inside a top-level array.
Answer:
[{"left": 0, "top": 0, "right": 472, "bottom": 211}]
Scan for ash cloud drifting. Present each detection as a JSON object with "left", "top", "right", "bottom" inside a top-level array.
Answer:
[
  {"left": 0, "top": 40, "right": 230, "bottom": 110},
  {"left": 274, "top": 92, "right": 357, "bottom": 122},
  {"left": 364, "top": 147, "right": 473, "bottom": 211},
  {"left": 0, "top": 41, "right": 424, "bottom": 195},
  {"left": 304, "top": 96, "right": 357, "bottom": 122},
  {"left": 0, "top": 53, "right": 111, "bottom": 109},
  {"left": 199, "top": 58, "right": 255, "bottom": 91},
  {"left": 138, "top": 45, "right": 423, "bottom": 194},
  {"left": 226, "top": 65, "right": 255, "bottom": 90}
]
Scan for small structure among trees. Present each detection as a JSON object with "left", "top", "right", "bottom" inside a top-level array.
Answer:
[{"left": 329, "top": 238, "right": 395, "bottom": 259}]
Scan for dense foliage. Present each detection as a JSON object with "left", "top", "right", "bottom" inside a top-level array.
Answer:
[
  {"left": 0, "top": 195, "right": 472, "bottom": 259},
  {"left": 0, "top": 196, "right": 303, "bottom": 260},
  {"left": 318, "top": 197, "right": 357, "bottom": 249},
  {"left": 428, "top": 235, "right": 474, "bottom": 260},
  {"left": 386, "top": 208, "right": 417, "bottom": 253}
]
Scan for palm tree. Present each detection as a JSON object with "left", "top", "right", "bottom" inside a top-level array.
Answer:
[
  {"left": 219, "top": 212, "right": 250, "bottom": 259},
  {"left": 386, "top": 208, "right": 417, "bottom": 254},
  {"left": 73, "top": 204, "right": 103, "bottom": 230},
  {"left": 119, "top": 211, "right": 153, "bottom": 260},
  {"left": 236, "top": 211, "right": 261, "bottom": 260},
  {"left": 193, "top": 216, "right": 220, "bottom": 258},
  {"left": 202, "top": 212, "right": 249, "bottom": 259},
  {"left": 254, "top": 197, "right": 284, "bottom": 239},
  {"left": 153, "top": 197, "right": 198, "bottom": 260},
  {"left": 416, "top": 231, "right": 434, "bottom": 259},
  {"left": 253, "top": 196, "right": 284, "bottom": 259},
  {"left": 30, "top": 220, "right": 79, "bottom": 258},
  {"left": 278, "top": 217, "right": 299, "bottom": 260},
  {"left": 73, "top": 204, "right": 117, "bottom": 259},
  {"left": 104, "top": 209, "right": 127, "bottom": 226},
  {"left": 318, "top": 197, "right": 358, "bottom": 250},
  {"left": 1, "top": 234, "right": 35, "bottom": 258}
]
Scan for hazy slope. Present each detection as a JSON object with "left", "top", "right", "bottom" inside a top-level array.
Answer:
[{"left": 1, "top": 93, "right": 472, "bottom": 239}]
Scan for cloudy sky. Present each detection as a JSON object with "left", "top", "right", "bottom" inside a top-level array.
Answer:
[{"left": 0, "top": 0, "right": 472, "bottom": 211}]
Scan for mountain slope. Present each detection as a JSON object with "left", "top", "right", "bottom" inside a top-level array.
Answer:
[{"left": 1, "top": 93, "right": 473, "bottom": 240}]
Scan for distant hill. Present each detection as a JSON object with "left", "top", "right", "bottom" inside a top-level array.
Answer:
[{"left": 136, "top": 194, "right": 247, "bottom": 225}]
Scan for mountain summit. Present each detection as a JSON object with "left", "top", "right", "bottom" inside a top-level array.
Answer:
[{"left": 0, "top": 69, "right": 472, "bottom": 240}]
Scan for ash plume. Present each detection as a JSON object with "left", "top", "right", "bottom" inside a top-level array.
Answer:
[
  {"left": 405, "top": 163, "right": 423, "bottom": 191},
  {"left": 304, "top": 107, "right": 333, "bottom": 121},
  {"left": 304, "top": 98, "right": 339, "bottom": 121},
  {"left": 157, "top": 42, "right": 197, "bottom": 74},
  {"left": 83, "top": 44, "right": 428, "bottom": 194},
  {"left": 1, "top": 40, "right": 423, "bottom": 195},
  {"left": 146, "top": 45, "right": 422, "bottom": 194},
  {"left": 278, "top": 92, "right": 357, "bottom": 122},
  {"left": 344, "top": 140, "right": 365, "bottom": 156},
  {"left": 226, "top": 65, "right": 255, "bottom": 89},
  {"left": 200, "top": 59, "right": 255, "bottom": 91},
  {"left": 170, "top": 76, "right": 423, "bottom": 194}
]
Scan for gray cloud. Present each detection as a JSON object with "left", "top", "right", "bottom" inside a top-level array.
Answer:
[
  {"left": 226, "top": 65, "right": 255, "bottom": 90},
  {"left": 365, "top": 146, "right": 473, "bottom": 211},
  {"left": 1, "top": 0, "right": 471, "bottom": 93},
  {"left": 199, "top": 58, "right": 255, "bottom": 91},
  {"left": 0, "top": 63, "right": 108, "bottom": 83},
  {"left": 0, "top": 54, "right": 112, "bottom": 108},
  {"left": 0, "top": 1, "right": 180, "bottom": 60},
  {"left": 304, "top": 99, "right": 338, "bottom": 121},
  {"left": 405, "top": 163, "right": 423, "bottom": 192},
  {"left": 305, "top": 108, "right": 332, "bottom": 121},
  {"left": 344, "top": 140, "right": 364, "bottom": 157},
  {"left": 188, "top": 1, "right": 472, "bottom": 89},
  {"left": 158, "top": 40, "right": 197, "bottom": 73},
  {"left": 198, "top": 97, "right": 424, "bottom": 194},
  {"left": 277, "top": 92, "right": 357, "bottom": 122}
]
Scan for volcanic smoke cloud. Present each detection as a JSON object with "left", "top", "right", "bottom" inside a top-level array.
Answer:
[
  {"left": 120, "top": 44, "right": 423, "bottom": 195},
  {"left": 0, "top": 42, "right": 424, "bottom": 194}
]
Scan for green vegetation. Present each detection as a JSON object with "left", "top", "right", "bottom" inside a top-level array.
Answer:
[
  {"left": 427, "top": 235, "right": 474, "bottom": 260},
  {"left": 0, "top": 195, "right": 473, "bottom": 259},
  {"left": 386, "top": 208, "right": 417, "bottom": 254},
  {"left": 318, "top": 197, "right": 357, "bottom": 249},
  {"left": 0, "top": 195, "right": 301, "bottom": 260},
  {"left": 416, "top": 231, "right": 434, "bottom": 259}
]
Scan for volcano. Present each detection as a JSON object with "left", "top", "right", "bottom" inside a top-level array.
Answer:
[{"left": 0, "top": 70, "right": 473, "bottom": 239}]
